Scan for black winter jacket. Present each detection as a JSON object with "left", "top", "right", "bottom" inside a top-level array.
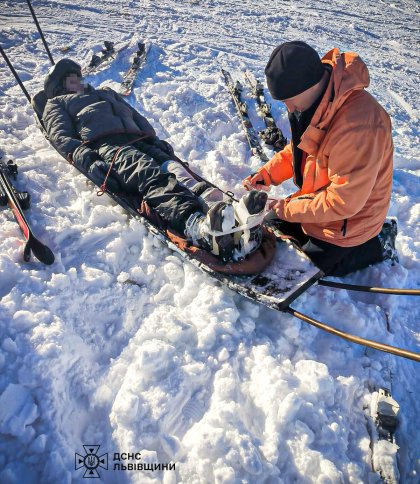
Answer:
[{"left": 42, "top": 86, "right": 173, "bottom": 167}]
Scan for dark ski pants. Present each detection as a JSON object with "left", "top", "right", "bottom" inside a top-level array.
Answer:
[
  {"left": 92, "top": 140, "right": 202, "bottom": 234},
  {"left": 274, "top": 220, "right": 384, "bottom": 276}
]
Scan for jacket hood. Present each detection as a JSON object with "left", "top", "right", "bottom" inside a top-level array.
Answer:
[
  {"left": 322, "top": 48, "right": 369, "bottom": 104},
  {"left": 299, "top": 48, "right": 370, "bottom": 155},
  {"left": 44, "top": 58, "right": 82, "bottom": 99}
]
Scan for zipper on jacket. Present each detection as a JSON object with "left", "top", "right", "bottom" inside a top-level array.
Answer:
[{"left": 341, "top": 219, "right": 348, "bottom": 237}]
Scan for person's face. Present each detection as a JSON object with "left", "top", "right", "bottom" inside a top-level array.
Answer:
[
  {"left": 64, "top": 73, "right": 85, "bottom": 94},
  {"left": 280, "top": 70, "right": 329, "bottom": 114},
  {"left": 281, "top": 88, "right": 314, "bottom": 114}
]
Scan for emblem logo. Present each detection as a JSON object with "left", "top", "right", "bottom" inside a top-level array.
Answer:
[{"left": 75, "top": 445, "right": 108, "bottom": 478}]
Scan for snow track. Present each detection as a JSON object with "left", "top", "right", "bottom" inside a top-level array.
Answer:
[{"left": 1, "top": 1, "right": 419, "bottom": 482}]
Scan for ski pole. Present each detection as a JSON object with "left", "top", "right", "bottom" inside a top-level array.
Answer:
[
  {"left": 25, "top": 0, "right": 54, "bottom": 65},
  {"left": 0, "top": 45, "right": 32, "bottom": 103}
]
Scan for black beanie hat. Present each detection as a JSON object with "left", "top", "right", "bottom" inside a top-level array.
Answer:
[
  {"left": 265, "top": 41, "right": 324, "bottom": 100},
  {"left": 44, "top": 58, "right": 82, "bottom": 99}
]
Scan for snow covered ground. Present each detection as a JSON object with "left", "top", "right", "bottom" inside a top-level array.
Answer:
[{"left": 0, "top": 0, "right": 419, "bottom": 482}]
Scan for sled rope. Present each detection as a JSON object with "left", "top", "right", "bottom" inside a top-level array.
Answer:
[{"left": 286, "top": 307, "right": 420, "bottom": 362}]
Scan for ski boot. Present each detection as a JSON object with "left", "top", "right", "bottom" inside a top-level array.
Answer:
[
  {"left": 185, "top": 201, "right": 236, "bottom": 261},
  {"left": 103, "top": 41, "right": 115, "bottom": 53},
  {"left": 89, "top": 54, "right": 101, "bottom": 68},
  {"left": 233, "top": 190, "right": 268, "bottom": 258},
  {"left": 185, "top": 191, "right": 268, "bottom": 262}
]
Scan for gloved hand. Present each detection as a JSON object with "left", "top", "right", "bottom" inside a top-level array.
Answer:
[
  {"left": 154, "top": 139, "right": 175, "bottom": 157},
  {"left": 242, "top": 172, "right": 270, "bottom": 191}
]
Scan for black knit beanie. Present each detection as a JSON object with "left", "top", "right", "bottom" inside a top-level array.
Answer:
[{"left": 265, "top": 41, "right": 324, "bottom": 100}]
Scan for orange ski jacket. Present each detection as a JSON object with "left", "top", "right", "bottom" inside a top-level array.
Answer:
[{"left": 259, "top": 48, "right": 394, "bottom": 247}]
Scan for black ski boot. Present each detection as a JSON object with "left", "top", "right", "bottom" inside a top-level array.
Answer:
[
  {"left": 242, "top": 190, "right": 268, "bottom": 214},
  {"left": 103, "top": 41, "right": 115, "bottom": 53},
  {"left": 378, "top": 218, "right": 399, "bottom": 264},
  {"left": 89, "top": 54, "right": 101, "bottom": 68}
]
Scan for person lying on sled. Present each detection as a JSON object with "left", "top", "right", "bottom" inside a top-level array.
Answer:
[
  {"left": 42, "top": 59, "right": 267, "bottom": 262},
  {"left": 243, "top": 41, "right": 398, "bottom": 277}
]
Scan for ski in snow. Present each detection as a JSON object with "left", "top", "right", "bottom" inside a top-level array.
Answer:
[
  {"left": 82, "top": 40, "right": 127, "bottom": 77},
  {"left": 0, "top": 160, "right": 31, "bottom": 210},
  {"left": 367, "top": 387, "right": 400, "bottom": 483},
  {"left": 221, "top": 68, "right": 269, "bottom": 163},
  {"left": 0, "top": 158, "right": 54, "bottom": 265},
  {"left": 119, "top": 42, "right": 148, "bottom": 96},
  {"left": 244, "top": 70, "right": 287, "bottom": 152}
]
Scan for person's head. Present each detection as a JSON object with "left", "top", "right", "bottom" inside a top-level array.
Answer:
[
  {"left": 44, "top": 58, "right": 84, "bottom": 99},
  {"left": 265, "top": 41, "right": 327, "bottom": 113},
  {"left": 63, "top": 72, "right": 85, "bottom": 94}
]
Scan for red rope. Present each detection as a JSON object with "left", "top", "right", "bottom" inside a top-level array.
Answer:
[{"left": 96, "top": 134, "right": 153, "bottom": 196}]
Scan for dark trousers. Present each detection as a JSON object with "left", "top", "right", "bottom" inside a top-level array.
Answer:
[
  {"left": 274, "top": 220, "right": 384, "bottom": 276},
  {"left": 92, "top": 136, "right": 201, "bottom": 234}
]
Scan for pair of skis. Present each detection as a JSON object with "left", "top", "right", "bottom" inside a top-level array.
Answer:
[
  {"left": 221, "top": 69, "right": 287, "bottom": 163},
  {"left": 0, "top": 158, "right": 54, "bottom": 265},
  {"left": 83, "top": 40, "right": 149, "bottom": 97}
]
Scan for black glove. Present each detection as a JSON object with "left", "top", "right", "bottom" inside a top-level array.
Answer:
[{"left": 154, "top": 139, "right": 175, "bottom": 157}]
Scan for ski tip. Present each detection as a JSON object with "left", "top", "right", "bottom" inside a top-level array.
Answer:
[{"left": 28, "top": 237, "right": 55, "bottom": 265}]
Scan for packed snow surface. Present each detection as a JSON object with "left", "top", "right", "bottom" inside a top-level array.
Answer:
[{"left": 0, "top": 0, "right": 419, "bottom": 482}]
